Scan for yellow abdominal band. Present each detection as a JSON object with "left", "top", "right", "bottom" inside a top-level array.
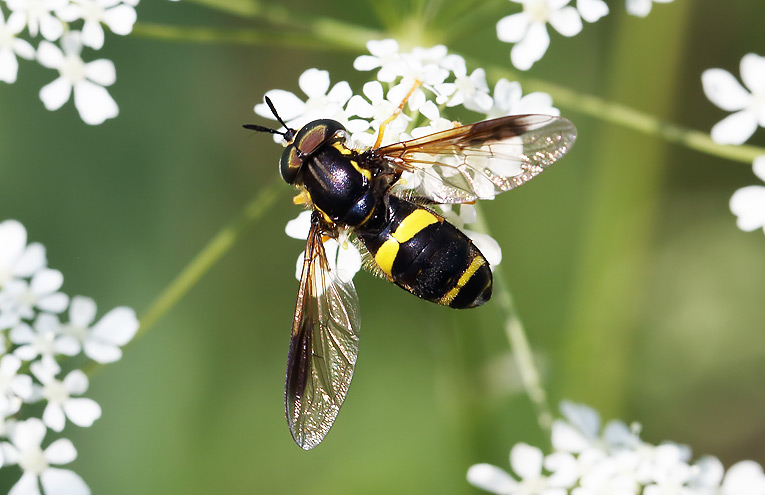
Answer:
[{"left": 374, "top": 210, "right": 439, "bottom": 278}]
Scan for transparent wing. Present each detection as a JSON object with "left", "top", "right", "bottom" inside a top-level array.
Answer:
[
  {"left": 374, "top": 115, "right": 576, "bottom": 204},
  {"left": 285, "top": 219, "right": 361, "bottom": 450}
]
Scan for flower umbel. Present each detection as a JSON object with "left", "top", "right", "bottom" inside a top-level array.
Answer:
[
  {"left": 496, "top": 0, "right": 583, "bottom": 71},
  {"left": 467, "top": 402, "right": 765, "bottom": 495},
  {"left": 0, "top": 219, "right": 138, "bottom": 495},
  {"left": 703, "top": 53, "right": 765, "bottom": 145}
]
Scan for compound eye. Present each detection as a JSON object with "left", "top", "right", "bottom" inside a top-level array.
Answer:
[{"left": 280, "top": 145, "right": 302, "bottom": 184}]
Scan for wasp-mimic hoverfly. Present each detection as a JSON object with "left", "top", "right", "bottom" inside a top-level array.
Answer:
[{"left": 245, "top": 96, "right": 576, "bottom": 450}]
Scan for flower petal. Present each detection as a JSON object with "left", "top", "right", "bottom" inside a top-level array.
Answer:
[
  {"left": 45, "top": 439, "right": 77, "bottom": 465},
  {"left": 702, "top": 68, "right": 750, "bottom": 111},
  {"left": 30, "top": 269, "right": 63, "bottom": 295},
  {"left": 81, "top": 20, "right": 105, "bottom": 50},
  {"left": 0, "top": 48, "right": 19, "bottom": 83},
  {"left": 43, "top": 403, "right": 67, "bottom": 432},
  {"left": 90, "top": 307, "right": 138, "bottom": 346},
  {"left": 578, "top": 0, "right": 609, "bottom": 22},
  {"left": 466, "top": 463, "right": 518, "bottom": 493},
  {"left": 68, "top": 296, "right": 97, "bottom": 327},
  {"left": 510, "top": 442, "right": 544, "bottom": 480},
  {"left": 711, "top": 109, "right": 758, "bottom": 145},
  {"left": 298, "top": 68, "right": 330, "bottom": 99},
  {"left": 40, "top": 77, "right": 73, "bottom": 111},
  {"left": 740, "top": 53, "right": 765, "bottom": 95},
  {"left": 13, "top": 243, "right": 46, "bottom": 278},
  {"left": 255, "top": 89, "right": 305, "bottom": 122},
  {"left": 496, "top": 13, "right": 529, "bottom": 43},
  {"left": 63, "top": 370, "right": 89, "bottom": 395},
  {"left": 83, "top": 340, "right": 121, "bottom": 363},
  {"left": 753, "top": 156, "right": 765, "bottom": 182},
  {"left": 63, "top": 398, "right": 101, "bottom": 427},
  {"left": 284, "top": 211, "right": 313, "bottom": 240},
  {"left": 511, "top": 23, "right": 550, "bottom": 71},
  {"left": 84, "top": 59, "right": 116, "bottom": 86},
  {"left": 102, "top": 5, "right": 137, "bottom": 35},
  {"left": 730, "top": 185, "right": 765, "bottom": 232},
  {"left": 549, "top": 7, "right": 583, "bottom": 37},
  {"left": 40, "top": 468, "right": 90, "bottom": 495},
  {"left": 73, "top": 80, "right": 119, "bottom": 125},
  {"left": 11, "top": 418, "right": 47, "bottom": 451},
  {"left": 9, "top": 472, "right": 41, "bottom": 495},
  {"left": 0, "top": 220, "right": 27, "bottom": 271}
]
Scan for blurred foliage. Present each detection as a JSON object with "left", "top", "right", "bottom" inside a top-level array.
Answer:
[{"left": 1, "top": 0, "right": 764, "bottom": 493}]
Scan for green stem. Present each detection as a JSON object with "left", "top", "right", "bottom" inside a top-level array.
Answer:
[
  {"left": 131, "top": 23, "right": 368, "bottom": 52},
  {"left": 482, "top": 62, "right": 765, "bottom": 164},
  {"left": 180, "top": 0, "right": 382, "bottom": 51},
  {"left": 472, "top": 204, "right": 553, "bottom": 433},
  {"left": 137, "top": 179, "right": 284, "bottom": 339},
  {"left": 84, "top": 179, "right": 284, "bottom": 377}
]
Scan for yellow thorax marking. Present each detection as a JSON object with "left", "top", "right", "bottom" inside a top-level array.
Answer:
[
  {"left": 332, "top": 142, "right": 353, "bottom": 155},
  {"left": 292, "top": 189, "right": 312, "bottom": 205}
]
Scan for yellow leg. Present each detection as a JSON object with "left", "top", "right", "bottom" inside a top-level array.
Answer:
[{"left": 374, "top": 79, "right": 422, "bottom": 149}]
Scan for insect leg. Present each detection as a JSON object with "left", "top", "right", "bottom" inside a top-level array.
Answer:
[{"left": 373, "top": 79, "right": 422, "bottom": 149}]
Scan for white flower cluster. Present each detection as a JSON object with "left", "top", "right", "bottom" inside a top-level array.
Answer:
[
  {"left": 255, "top": 40, "right": 559, "bottom": 281},
  {"left": 0, "top": 219, "right": 139, "bottom": 495},
  {"left": 0, "top": 0, "right": 138, "bottom": 125},
  {"left": 497, "top": 0, "right": 674, "bottom": 71},
  {"left": 701, "top": 54, "right": 765, "bottom": 234},
  {"left": 468, "top": 401, "right": 765, "bottom": 495}
]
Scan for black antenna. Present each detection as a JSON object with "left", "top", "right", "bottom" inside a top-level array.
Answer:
[{"left": 243, "top": 96, "right": 296, "bottom": 141}]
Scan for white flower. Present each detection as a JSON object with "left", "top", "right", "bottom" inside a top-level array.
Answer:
[
  {"left": 551, "top": 401, "right": 640, "bottom": 455},
  {"left": 353, "top": 39, "right": 407, "bottom": 83},
  {"left": 702, "top": 53, "right": 765, "bottom": 145},
  {"left": 60, "top": 296, "right": 139, "bottom": 363},
  {"left": 486, "top": 79, "right": 559, "bottom": 119},
  {"left": 255, "top": 68, "right": 354, "bottom": 141},
  {"left": 0, "top": 355, "right": 34, "bottom": 411},
  {"left": 0, "top": 9, "right": 35, "bottom": 83},
  {"left": 30, "top": 361, "right": 102, "bottom": 432},
  {"left": 285, "top": 211, "right": 362, "bottom": 286},
  {"left": 38, "top": 32, "right": 119, "bottom": 125},
  {"left": 0, "top": 220, "right": 47, "bottom": 289},
  {"left": 10, "top": 313, "right": 79, "bottom": 363},
  {"left": 577, "top": 0, "right": 608, "bottom": 23},
  {"left": 345, "top": 80, "right": 409, "bottom": 147},
  {"left": 58, "top": 0, "right": 138, "bottom": 50},
  {"left": 642, "top": 443, "right": 695, "bottom": 495},
  {"left": 496, "top": 0, "right": 583, "bottom": 71},
  {"left": 435, "top": 54, "right": 493, "bottom": 113},
  {"left": 2, "top": 418, "right": 91, "bottom": 495},
  {"left": 468, "top": 443, "right": 578, "bottom": 494},
  {"left": 625, "top": 0, "right": 674, "bottom": 18},
  {"left": 1, "top": 268, "right": 69, "bottom": 326},
  {"left": 5, "top": 0, "right": 68, "bottom": 41},
  {"left": 719, "top": 461, "right": 765, "bottom": 495},
  {"left": 730, "top": 156, "right": 765, "bottom": 233}
]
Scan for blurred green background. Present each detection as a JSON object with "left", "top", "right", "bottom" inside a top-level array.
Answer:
[{"left": 1, "top": 0, "right": 764, "bottom": 493}]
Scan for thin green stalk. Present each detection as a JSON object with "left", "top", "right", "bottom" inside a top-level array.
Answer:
[
  {"left": 84, "top": 179, "right": 284, "bottom": 376},
  {"left": 472, "top": 203, "right": 553, "bottom": 433},
  {"left": 137, "top": 179, "right": 283, "bottom": 338},
  {"left": 482, "top": 62, "right": 765, "bottom": 164},
  {"left": 182, "top": 0, "right": 383, "bottom": 50},
  {"left": 131, "top": 23, "right": 368, "bottom": 52}
]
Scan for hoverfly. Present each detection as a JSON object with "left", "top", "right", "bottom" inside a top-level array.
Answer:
[{"left": 245, "top": 96, "right": 576, "bottom": 450}]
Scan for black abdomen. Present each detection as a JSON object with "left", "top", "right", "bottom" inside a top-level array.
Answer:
[{"left": 357, "top": 196, "right": 492, "bottom": 309}]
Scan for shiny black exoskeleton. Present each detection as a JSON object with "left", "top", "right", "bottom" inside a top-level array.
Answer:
[{"left": 280, "top": 119, "right": 492, "bottom": 309}]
